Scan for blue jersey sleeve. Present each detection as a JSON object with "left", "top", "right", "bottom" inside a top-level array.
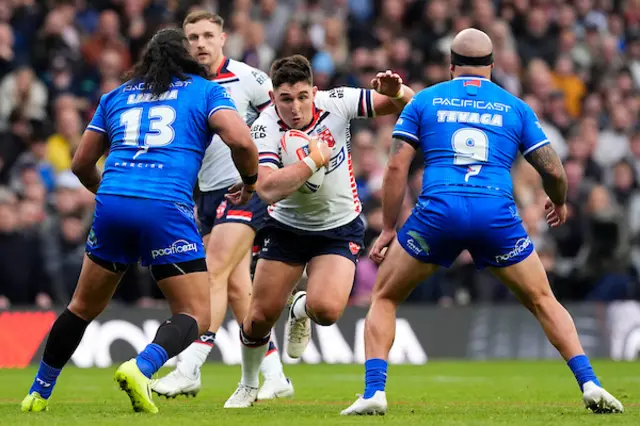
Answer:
[
  {"left": 87, "top": 98, "right": 107, "bottom": 134},
  {"left": 207, "top": 82, "right": 238, "bottom": 118},
  {"left": 391, "top": 98, "right": 420, "bottom": 147},
  {"left": 519, "top": 103, "right": 550, "bottom": 156}
]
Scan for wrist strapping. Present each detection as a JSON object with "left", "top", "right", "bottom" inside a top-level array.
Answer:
[
  {"left": 303, "top": 156, "right": 319, "bottom": 173},
  {"left": 391, "top": 87, "right": 405, "bottom": 100}
]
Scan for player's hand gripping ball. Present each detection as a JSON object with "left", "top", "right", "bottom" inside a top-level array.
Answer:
[{"left": 279, "top": 130, "right": 328, "bottom": 194}]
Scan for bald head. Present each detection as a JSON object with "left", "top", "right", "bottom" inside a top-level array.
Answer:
[
  {"left": 450, "top": 28, "right": 494, "bottom": 79},
  {"left": 451, "top": 28, "right": 493, "bottom": 57}
]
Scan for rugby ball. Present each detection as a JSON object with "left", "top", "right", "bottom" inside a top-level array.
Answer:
[{"left": 279, "top": 129, "right": 326, "bottom": 194}]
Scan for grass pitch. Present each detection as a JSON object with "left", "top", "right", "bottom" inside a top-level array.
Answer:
[{"left": 0, "top": 361, "right": 638, "bottom": 425}]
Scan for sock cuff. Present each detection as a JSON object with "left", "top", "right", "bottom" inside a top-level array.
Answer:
[
  {"left": 567, "top": 354, "right": 588, "bottom": 367},
  {"left": 40, "top": 360, "right": 62, "bottom": 376},
  {"left": 148, "top": 343, "right": 169, "bottom": 364},
  {"left": 365, "top": 358, "right": 388, "bottom": 370},
  {"left": 239, "top": 324, "right": 270, "bottom": 348}
]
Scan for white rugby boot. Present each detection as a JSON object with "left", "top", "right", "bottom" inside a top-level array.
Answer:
[
  {"left": 150, "top": 368, "right": 200, "bottom": 398},
  {"left": 284, "top": 291, "right": 311, "bottom": 359},
  {"left": 582, "top": 381, "right": 624, "bottom": 413},
  {"left": 257, "top": 375, "right": 294, "bottom": 400},
  {"left": 224, "top": 383, "right": 258, "bottom": 408},
  {"left": 341, "top": 391, "right": 388, "bottom": 416}
]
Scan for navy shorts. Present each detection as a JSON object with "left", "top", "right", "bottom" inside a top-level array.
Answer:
[
  {"left": 258, "top": 216, "right": 365, "bottom": 265},
  {"left": 196, "top": 189, "right": 268, "bottom": 236},
  {"left": 86, "top": 194, "right": 205, "bottom": 266},
  {"left": 397, "top": 193, "right": 534, "bottom": 269}
]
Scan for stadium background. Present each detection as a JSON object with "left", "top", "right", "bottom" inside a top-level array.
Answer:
[{"left": 1, "top": 0, "right": 640, "bottom": 363}]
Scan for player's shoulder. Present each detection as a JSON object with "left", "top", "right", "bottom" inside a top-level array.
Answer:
[
  {"left": 227, "top": 59, "right": 270, "bottom": 84},
  {"left": 314, "top": 86, "right": 360, "bottom": 109}
]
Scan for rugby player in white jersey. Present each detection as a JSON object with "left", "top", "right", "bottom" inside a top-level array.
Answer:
[
  {"left": 151, "top": 11, "right": 292, "bottom": 400},
  {"left": 224, "top": 55, "right": 415, "bottom": 408}
]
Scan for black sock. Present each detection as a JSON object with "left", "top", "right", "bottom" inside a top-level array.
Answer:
[
  {"left": 42, "top": 309, "right": 90, "bottom": 369},
  {"left": 151, "top": 313, "right": 199, "bottom": 359}
]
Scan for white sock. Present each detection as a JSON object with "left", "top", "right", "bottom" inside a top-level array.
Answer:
[
  {"left": 292, "top": 294, "right": 309, "bottom": 320},
  {"left": 241, "top": 342, "right": 268, "bottom": 388},
  {"left": 177, "top": 337, "right": 214, "bottom": 378},
  {"left": 260, "top": 341, "right": 285, "bottom": 379}
]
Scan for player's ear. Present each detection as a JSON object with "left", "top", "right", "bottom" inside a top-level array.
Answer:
[
  {"left": 220, "top": 31, "right": 227, "bottom": 47},
  {"left": 312, "top": 86, "right": 318, "bottom": 97},
  {"left": 269, "top": 90, "right": 275, "bottom": 104}
]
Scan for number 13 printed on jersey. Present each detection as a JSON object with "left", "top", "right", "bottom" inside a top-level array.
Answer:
[
  {"left": 452, "top": 127, "right": 488, "bottom": 182},
  {"left": 121, "top": 106, "right": 176, "bottom": 159}
]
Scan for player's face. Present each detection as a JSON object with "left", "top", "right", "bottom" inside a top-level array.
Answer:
[
  {"left": 185, "top": 20, "right": 226, "bottom": 71},
  {"left": 271, "top": 82, "right": 318, "bottom": 129}
]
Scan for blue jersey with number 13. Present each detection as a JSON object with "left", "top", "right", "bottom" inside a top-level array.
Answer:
[
  {"left": 87, "top": 74, "right": 237, "bottom": 207},
  {"left": 392, "top": 76, "right": 549, "bottom": 203}
]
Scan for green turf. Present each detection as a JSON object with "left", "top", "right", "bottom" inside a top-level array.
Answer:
[{"left": 0, "top": 361, "right": 637, "bottom": 425}]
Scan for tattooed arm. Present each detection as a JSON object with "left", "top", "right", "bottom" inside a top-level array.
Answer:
[
  {"left": 382, "top": 138, "right": 417, "bottom": 229},
  {"left": 524, "top": 144, "right": 568, "bottom": 205}
]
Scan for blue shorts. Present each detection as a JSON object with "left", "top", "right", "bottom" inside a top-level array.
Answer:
[
  {"left": 397, "top": 194, "right": 533, "bottom": 269},
  {"left": 86, "top": 194, "right": 205, "bottom": 266},
  {"left": 258, "top": 216, "right": 365, "bottom": 265},
  {"left": 196, "top": 189, "right": 267, "bottom": 236}
]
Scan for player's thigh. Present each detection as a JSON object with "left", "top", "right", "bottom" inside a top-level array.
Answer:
[
  {"left": 371, "top": 238, "right": 439, "bottom": 304},
  {"left": 305, "top": 254, "right": 355, "bottom": 323},
  {"left": 206, "top": 192, "right": 265, "bottom": 276},
  {"left": 227, "top": 250, "right": 252, "bottom": 322},
  {"left": 488, "top": 250, "right": 553, "bottom": 310},
  {"left": 205, "top": 221, "right": 255, "bottom": 278},
  {"left": 251, "top": 258, "right": 305, "bottom": 325},
  {"left": 68, "top": 254, "right": 127, "bottom": 320}
]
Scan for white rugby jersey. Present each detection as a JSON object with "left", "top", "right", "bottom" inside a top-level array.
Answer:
[
  {"left": 198, "top": 57, "right": 272, "bottom": 192},
  {"left": 255, "top": 87, "right": 376, "bottom": 231}
]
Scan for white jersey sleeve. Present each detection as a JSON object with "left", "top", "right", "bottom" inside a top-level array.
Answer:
[
  {"left": 314, "top": 87, "right": 375, "bottom": 120},
  {"left": 248, "top": 69, "right": 273, "bottom": 115},
  {"left": 252, "top": 114, "right": 282, "bottom": 170}
]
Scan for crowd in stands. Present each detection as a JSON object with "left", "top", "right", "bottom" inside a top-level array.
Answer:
[{"left": 1, "top": 0, "right": 639, "bottom": 308}]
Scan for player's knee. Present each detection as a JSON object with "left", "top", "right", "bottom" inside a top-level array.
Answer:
[
  {"left": 206, "top": 254, "right": 233, "bottom": 286},
  {"left": 306, "top": 300, "right": 344, "bottom": 326},
  {"left": 68, "top": 298, "right": 104, "bottom": 321},
  {"left": 248, "top": 305, "right": 280, "bottom": 329}
]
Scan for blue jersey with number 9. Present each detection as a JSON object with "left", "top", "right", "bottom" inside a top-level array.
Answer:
[
  {"left": 392, "top": 76, "right": 549, "bottom": 204},
  {"left": 87, "top": 74, "right": 237, "bottom": 207}
]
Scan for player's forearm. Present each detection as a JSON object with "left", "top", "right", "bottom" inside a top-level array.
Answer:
[
  {"left": 389, "top": 84, "right": 415, "bottom": 109},
  {"left": 381, "top": 165, "right": 408, "bottom": 230},
  {"left": 525, "top": 145, "right": 568, "bottom": 205},
  {"left": 541, "top": 174, "right": 568, "bottom": 206},
  {"left": 230, "top": 142, "right": 260, "bottom": 183},
  {"left": 72, "top": 165, "right": 101, "bottom": 195},
  {"left": 257, "top": 163, "right": 314, "bottom": 204}
]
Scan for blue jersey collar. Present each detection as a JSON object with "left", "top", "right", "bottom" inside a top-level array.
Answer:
[{"left": 453, "top": 75, "right": 491, "bottom": 81}]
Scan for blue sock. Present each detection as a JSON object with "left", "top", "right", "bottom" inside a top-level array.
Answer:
[
  {"left": 136, "top": 343, "right": 168, "bottom": 378},
  {"left": 567, "top": 354, "right": 600, "bottom": 391},
  {"left": 29, "top": 361, "right": 62, "bottom": 399},
  {"left": 363, "top": 358, "right": 388, "bottom": 399}
]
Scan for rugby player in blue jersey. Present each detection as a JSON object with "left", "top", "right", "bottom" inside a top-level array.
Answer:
[
  {"left": 21, "top": 28, "right": 259, "bottom": 414},
  {"left": 342, "top": 29, "right": 623, "bottom": 416}
]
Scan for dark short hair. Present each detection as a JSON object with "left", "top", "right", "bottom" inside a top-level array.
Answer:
[
  {"left": 270, "top": 55, "right": 313, "bottom": 89},
  {"left": 183, "top": 10, "right": 224, "bottom": 29}
]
